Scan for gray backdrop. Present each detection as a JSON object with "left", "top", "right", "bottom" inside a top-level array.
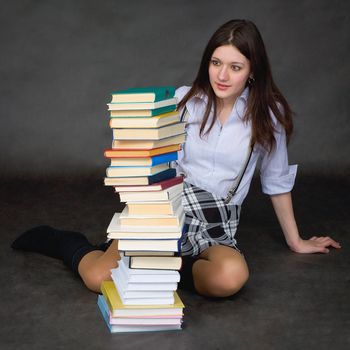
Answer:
[{"left": 1, "top": 0, "right": 349, "bottom": 178}]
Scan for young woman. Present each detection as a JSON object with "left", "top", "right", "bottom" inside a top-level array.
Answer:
[{"left": 11, "top": 19, "right": 341, "bottom": 297}]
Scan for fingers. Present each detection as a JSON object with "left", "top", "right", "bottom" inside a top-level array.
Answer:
[{"left": 309, "top": 236, "right": 341, "bottom": 250}]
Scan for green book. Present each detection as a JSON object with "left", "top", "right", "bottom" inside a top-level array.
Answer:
[{"left": 110, "top": 86, "right": 175, "bottom": 103}]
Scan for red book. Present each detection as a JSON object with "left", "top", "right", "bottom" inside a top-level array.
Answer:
[{"left": 113, "top": 176, "right": 183, "bottom": 192}]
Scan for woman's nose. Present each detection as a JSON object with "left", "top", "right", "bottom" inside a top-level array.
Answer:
[{"left": 218, "top": 66, "right": 229, "bottom": 81}]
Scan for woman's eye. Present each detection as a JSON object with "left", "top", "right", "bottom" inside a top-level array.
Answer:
[
  {"left": 211, "top": 60, "right": 220, "bottom": 66},
  {"left": 232, "top": 65, "right": 241, "bottom": 71}
]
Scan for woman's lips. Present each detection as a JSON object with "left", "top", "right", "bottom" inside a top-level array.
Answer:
[{"left": 216, "top": 83, "right": 230, "bottom": 90}]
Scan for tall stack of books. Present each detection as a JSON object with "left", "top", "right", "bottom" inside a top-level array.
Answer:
[{"left": 97, "top": 87, "right": 186, "bottom": 333}]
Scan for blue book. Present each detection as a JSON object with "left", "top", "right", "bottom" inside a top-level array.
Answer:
[{"left": 110, "top": 152, "right": 178, "bottom": 167}]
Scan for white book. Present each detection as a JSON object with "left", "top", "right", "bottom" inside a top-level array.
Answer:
[
  {"left": 112, "top": 272, "right": 175, "bottom": 305},
  {"left": 107, "top": 97, "right": 177, "bottom": 110},
  {"left": 118, "top": 239, "right": 181, "bottom": 253},
  {"left": 111, "top": 267, "right": 178, "bottom": 291},
  {"left": 118, "top": 183, "right": 183, "bottom": 202},
  {"left": 97, "top": 296, "right": 182, "bottom": 332},
  {"left": 118, "top": 259, "right": 181, "bottom": 283},
  {"left": 119, "top": 255, "right": 179, "bottom": 275},
  {"left": 119, "top": 205, "right": 184, "bottom": 227},
  {"left": 126, "top": 195, "right": 182, "bottom": 216},
  {"left": 106, "top": 163, "right": 169, "bottom": 177},
  {"left": 107, "top": 213, "right": 183, "bottom": 239}
]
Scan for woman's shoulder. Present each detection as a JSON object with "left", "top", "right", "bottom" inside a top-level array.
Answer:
[{"left": 175, "top": 85, "right": 191, "bottom": 102}]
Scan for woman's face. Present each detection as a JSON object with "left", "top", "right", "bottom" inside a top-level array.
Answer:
[{"left": 208, "top": 44, "right": 251, "bottom": 106}]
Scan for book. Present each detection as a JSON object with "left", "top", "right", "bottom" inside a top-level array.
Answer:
[
  {"left": 130, "top": 256, "right": 182, "bottom": 271},
  {"left": 118, "top": 254, "right": 180, "bottom": 275},
  {"left": 98, "top": 295, "right": 182, "bottom": 326},
  {"left": 118, "top": 183, "right": 183, "bottom": 202},
  {"left": 127, "top": 195, "right": 182, "bottom": 216},
  {"left": 101, "top": 282, "right": 184, "bottom": 318},
  {"left": 110, "top": 111, "right": 180, "bottom": 128},
  {"left": 110, "top": 86, "right": 175, "bottom": 103},
  {"left": 116, "top": 261, "right": 181, "bottom": 282},
  {"left": 104, "top": 144, "right": 181, "bottom": 158},
  {"left": 111, "top": 269, "right": 178, "bottom": 291},
  {"left": 124, "top": 251, "right": 176, "bottom": 257},
  {"left": 112, "top": 123, "right": 185, "bottom": 141},
  {"left": 106, "top": 164, "right": 169, "bottom": 177},
  {"left": 113, "top": 176, "right": 183, "bottom": 192},
  {"left": 110, "top": 151, "right": 178, "bottom": 167},
  {"left": 117, "top": 238, "right": 182, "bottom": 252},
  {"left": 111, "top": 275, "right": 175, "bottom": 305},
  {"left": 104, "top": 168, "right": 176, "bottom": 186},
  {"left": 119, "top": 205, "right": 184, "bottom": 227},
  {"left": 107, "top": 212, "right": 184, "bottom": 237},
  {"left": 108, "top": 98, "right": 177, "bottom": 111},
  {"left": 97, "top": 295, "right": 182, "bottom": 332},
  {"left": 110, "top": 105, "right": 176, "bottom": 117},
  {"left": 112, "top": 133, "right": 185, "bottom": 149}
]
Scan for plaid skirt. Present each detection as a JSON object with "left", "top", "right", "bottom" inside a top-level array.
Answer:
[{"left": 181, "top": 181, "right": 241, "bottom": 257}]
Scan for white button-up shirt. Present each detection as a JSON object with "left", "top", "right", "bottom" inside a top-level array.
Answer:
[{"left": 173, "top": 85, "right": 298, "bottom": 205}]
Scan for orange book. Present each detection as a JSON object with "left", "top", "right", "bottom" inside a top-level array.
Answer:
[{"left": 104, "top": 144, "right": 181, "bottom": 158}]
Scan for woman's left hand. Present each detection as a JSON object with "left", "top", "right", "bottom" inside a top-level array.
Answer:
[{"left": 289, "top": 236, "right": 341, "bottom": 254}]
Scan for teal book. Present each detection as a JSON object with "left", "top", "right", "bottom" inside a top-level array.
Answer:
[{"left": 111, "top": 86, "right": 175, "bottom": 103}]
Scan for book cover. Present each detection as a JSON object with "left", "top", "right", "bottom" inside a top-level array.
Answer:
[
  {"left": 110, "top": 151, "right": 178, "bottom": 167},
  {"left": 110, "top": 86, "right": 176, "bottom": 103}
]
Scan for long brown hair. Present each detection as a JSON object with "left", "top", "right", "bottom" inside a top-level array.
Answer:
[{"left": 177, "top": 19, "right": 293, "bottom": 152}]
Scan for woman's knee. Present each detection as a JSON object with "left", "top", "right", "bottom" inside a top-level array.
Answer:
[
  {"left": 79, "top": 263, "right": 114, "bottom": 293},
  {"left": 196, "top": 257, "right": 249, "bottom": 297}
]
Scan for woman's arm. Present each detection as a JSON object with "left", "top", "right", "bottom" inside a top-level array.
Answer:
[{"left": 270, "top": 192, "right": 341, "bottom": 253}]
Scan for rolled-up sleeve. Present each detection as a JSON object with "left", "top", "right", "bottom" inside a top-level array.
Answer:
[{"left": 260, "top": 120, "right": 298, "bottom": 195}]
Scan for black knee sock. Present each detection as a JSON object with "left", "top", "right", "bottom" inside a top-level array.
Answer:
[
  {"left": 179, "top": 256, "right": 196, "bottom": 292},
  {"left": 11, "top": 226, "right": 105, "bottom": 275}
]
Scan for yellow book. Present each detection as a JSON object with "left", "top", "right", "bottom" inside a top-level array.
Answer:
[
  {"left": 101, "top": 281, "right": 184, "bottom": 317},
  {"left": 112, "top": 123, "right": 186, "bottom": 141},
  {"left": 109, "top": 111, "right": 180, "bottom": 128},
  {"left": 112, "top": 133, "right": 185, "bottom": 150}
]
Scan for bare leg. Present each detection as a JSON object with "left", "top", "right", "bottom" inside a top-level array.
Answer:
[
  {"left": 78, "top": 240, "right": 121, "bottom": 293},
  {"left": 192, "top": 245, "right": 249, "bottom": 297}
]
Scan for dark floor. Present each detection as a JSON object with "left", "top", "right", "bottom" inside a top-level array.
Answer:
[{"left": 1, "top": 174, "right": 349, "bottom": 350}]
